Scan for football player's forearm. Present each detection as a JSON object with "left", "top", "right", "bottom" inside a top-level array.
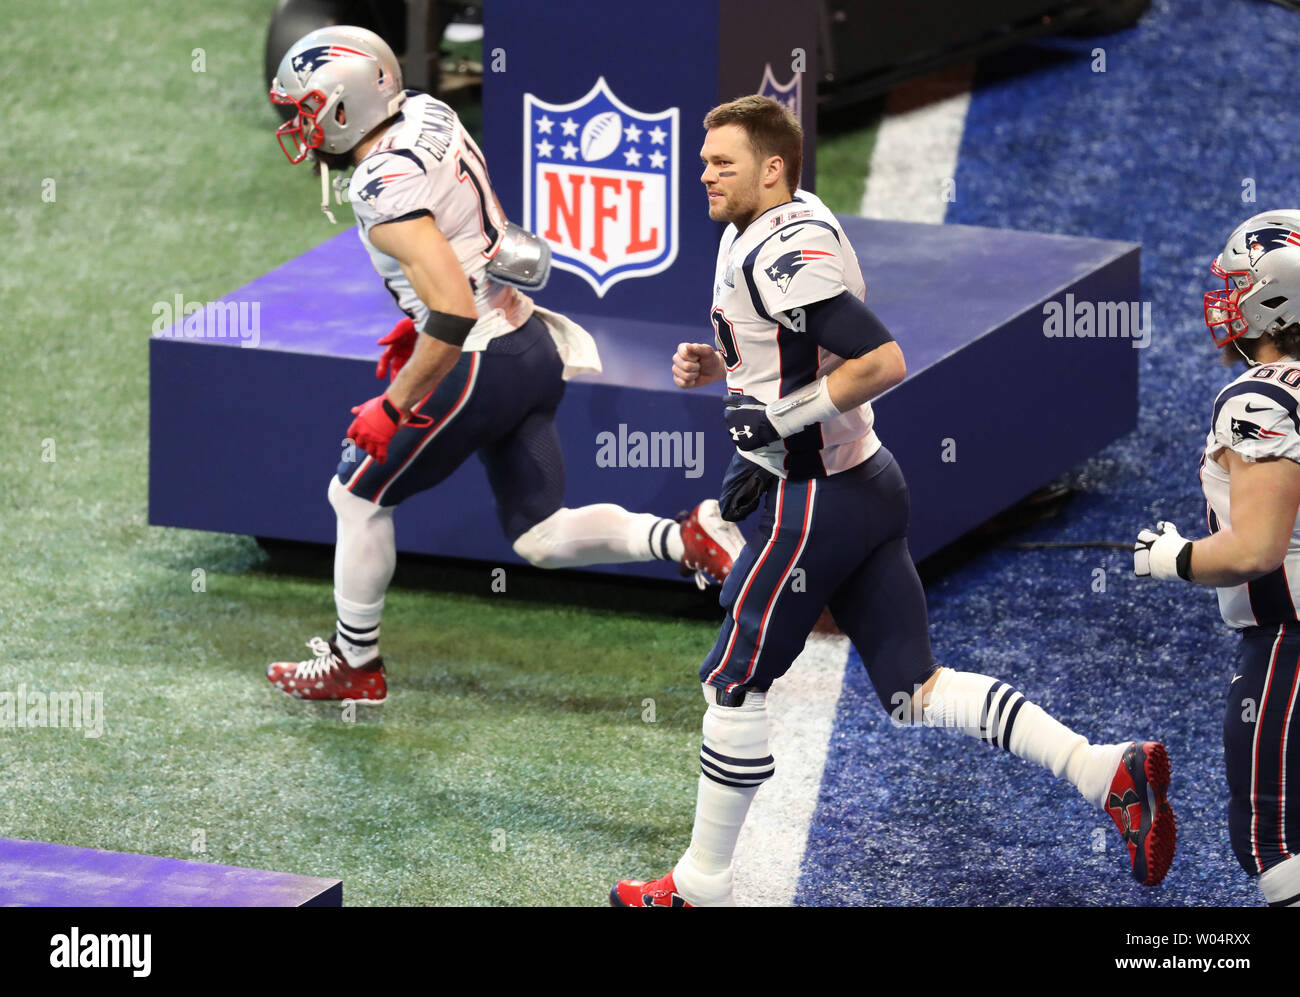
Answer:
[
  {"left": 826, "top": 341, "right": 906, "bottom": 411},
  {"left": 1194, "top": 450, "right": 1300, "bottom": 585},
  {"left": 387, "top": 336, "right": 461, "bottom": 410},
  {"left": 1185, "top": 528, "right": 1285, "bottom": 586}
]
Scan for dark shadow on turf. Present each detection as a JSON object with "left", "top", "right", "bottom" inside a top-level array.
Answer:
[{"left": 249, "top": 537, "right": 726, "bottom": 622}]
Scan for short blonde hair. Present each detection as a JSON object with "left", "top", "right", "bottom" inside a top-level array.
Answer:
[{"left": 703, "top": 95, "right": 802, "bottom": 192}]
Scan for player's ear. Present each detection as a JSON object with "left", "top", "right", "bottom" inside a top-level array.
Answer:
[{"left": 764, "top": 155, "right": 784, "bottom": 190}]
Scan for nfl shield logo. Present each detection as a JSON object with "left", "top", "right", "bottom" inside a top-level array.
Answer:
[
  {"left": 758, "top": 63, "right": 802, "bottom": 124},
  {"left": 523, "top": 77, "right": 679, "bottom": 297}
]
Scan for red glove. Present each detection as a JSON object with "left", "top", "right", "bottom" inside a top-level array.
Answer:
[
  {"left": 375, "top": 317, "right": 417, "bottom": 382},
  {"left": 347, "top": 393, "right": 406, "bottom": 464}
]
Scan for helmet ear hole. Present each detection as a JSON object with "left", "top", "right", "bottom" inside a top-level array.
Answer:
[
  {"left": 1262, "top": 296, "right": 1288, "bottom": 309},
  {"left": 335, "top": 102, "right": 347, "bottom": 126}
]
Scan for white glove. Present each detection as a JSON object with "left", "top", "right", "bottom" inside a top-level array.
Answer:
[{"left": 1134, "top": 521, "right": 1193, "bottom": 580}]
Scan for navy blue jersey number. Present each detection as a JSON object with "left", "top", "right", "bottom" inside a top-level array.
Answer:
[
  {"left": 456, "top": 153, "right": 501, "bottom": 257},
  {"left": 712, "top": 308, "right": 741, "bottom": 371}
]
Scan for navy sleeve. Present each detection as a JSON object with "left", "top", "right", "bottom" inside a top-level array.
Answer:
[{"left": 789, "top": 290, "right": 894, "bottom": 359}]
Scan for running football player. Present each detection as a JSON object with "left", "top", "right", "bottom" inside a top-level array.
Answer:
[
  {"left": 263, "top": 26, "right": 743, "bottom": 703},
  {"left": 611, "top": 96, "right": 1175, "bottom": 906},
  {"left": 1133, "top": 210, "right": 1300, "bottom": 909}
]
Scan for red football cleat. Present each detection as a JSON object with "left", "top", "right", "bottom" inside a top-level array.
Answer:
[
  {"left": 610, "top": 870, "right": 694, "bottom": 907},
  {"left": 679, "top": 499, "right": 746, "bottom": 589},
  {"left": 267, "top": 635, "right": 387, "bottom": 704},
  {"left": 1105, "top": 741, "right": 1177, "bottom": 886}
]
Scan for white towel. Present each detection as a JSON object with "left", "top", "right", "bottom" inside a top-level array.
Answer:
[{"left": 530, "top": 304, "right": 603, "bottom": 381}]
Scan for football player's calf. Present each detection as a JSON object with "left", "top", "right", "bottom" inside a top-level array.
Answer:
[
  {"left": 917, "top": 668, "right": 1176, "bottom": 885},
  {"left": 511, "top": 501, "right": 743, "bottom": 586},
  {"left": 612, "top": 686, "right": 772, "bottom": 907}
]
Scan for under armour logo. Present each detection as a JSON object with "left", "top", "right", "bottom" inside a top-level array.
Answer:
[
  {"left": 730, "top": 426, "right": 753, "bottom": 441},
  {"left": 1107, "top": 788, "right": 1142, "bottom": 845}
]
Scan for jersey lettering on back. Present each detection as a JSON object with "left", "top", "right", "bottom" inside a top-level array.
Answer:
[{"left": 347, "top": 92, "right": 532, "bottom": 349}]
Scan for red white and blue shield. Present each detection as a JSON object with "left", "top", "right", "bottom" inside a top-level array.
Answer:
[
  {"left": 523, "top": 77, "right": 679, "bottom": 297},
  {"left": 758, "top": 63, "right": 802, "bottom": 124}
]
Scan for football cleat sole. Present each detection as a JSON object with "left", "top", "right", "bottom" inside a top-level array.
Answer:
[{"left": 1107, "top": 740, "right": 1177, "bottom": 887}]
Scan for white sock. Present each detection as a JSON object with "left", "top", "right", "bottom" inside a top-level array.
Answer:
[
  {"left": 923, "top": 667, "right": 1121, "bottom": 808},
  {"left": 1259, "top": 854, "right": 1300, "bottom": 907},
  {"left": 329, "top": 476, "right": 395, "bottom": 665},
  {"left": 672, "top": 687, "right": 774, "bottom": 905},
  {"left": 334, "top": 593, "right": 383, "bottom": 665},
  {"left": 512, "top": 505, "right": 682, "bottom": 568}
]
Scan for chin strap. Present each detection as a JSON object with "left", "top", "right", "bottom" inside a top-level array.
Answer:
[
  {"left": 319, "top": 162, "right": 337, "bottom": 224},
  {"left": 1232, "top": 337, "right": 1259, "bottom": 367}
]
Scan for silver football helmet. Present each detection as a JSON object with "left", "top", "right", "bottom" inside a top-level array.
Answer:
[
  {"left": 269, "top": 25, "right": 405, "bottom": 164},
  {"left": 1205, "top": 209, "right": 1300, "bottom": 347}
]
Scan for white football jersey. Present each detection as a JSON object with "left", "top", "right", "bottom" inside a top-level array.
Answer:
[
  {"left": 1200, "top": 358, "right": 1300, "bottom": 628},
  {"left": 711, "top": 189, "right": 880, "bottom": 479},
  {"left": 347, "top": 92, "right": 533, "bottom": 349}
]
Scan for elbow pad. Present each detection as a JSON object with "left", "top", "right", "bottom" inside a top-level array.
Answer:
[
  {"left": 421, "top": 310, "right": 477, "bottom": 347},
  {"left": 486, "top": 222, "right": 552, "bottom": 291},
  {"left": 788, "top": 291, "right": 894, "bottom": 358}
]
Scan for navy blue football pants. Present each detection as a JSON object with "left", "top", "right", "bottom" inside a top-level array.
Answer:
[
  {"left": 1225, "top": 623, "right": 1300, "bottom": 876},
  {"left": 336, "top": 316, "right": 566, "bottom": 541},
  {"left": 700, "top": 446, "right": 939, "bottom": 709}
]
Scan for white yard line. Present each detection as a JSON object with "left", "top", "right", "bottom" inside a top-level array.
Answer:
[
  {"left": 733, "top": 632, "right": 851, "bottom": 906},
  {"left": 858, "top": 64, "right": 974, "bottom": 224}
]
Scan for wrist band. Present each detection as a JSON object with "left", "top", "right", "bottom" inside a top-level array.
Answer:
[
  {"left": 420, "top": 309, "right": 477, "bottom": 347},
  {"left": 766, "top": 377, "right": 841, "bottom": 438}
]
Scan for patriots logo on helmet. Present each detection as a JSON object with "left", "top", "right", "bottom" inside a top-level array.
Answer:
[
  {"left": 1244, "top": 226, "right": 1300, "bottom": 267},
  {"left": 291, "top": 44, "right": 376, "bottom": 87},
  {"left": 355, "top": 170, "right": 413, "bottom": 206},
  {"left": 1231, "top": 416, "right": 1286, "bottom": 446},
  {"left": 764, "top": 247, "right": 835, "bottom": 294}
]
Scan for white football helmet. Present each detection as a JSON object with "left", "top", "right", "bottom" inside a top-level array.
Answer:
[
  {"left": 269, "top": 25, "right": 405, "bottom": 164},
  {"left": 1205, "top": 209, "right": 1300, "bottom": 347}
]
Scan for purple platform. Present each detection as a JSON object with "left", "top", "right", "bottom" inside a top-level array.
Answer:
[
  {"left": 0, "top": 837, "right": 342, "bottom": 907},
  {"left": 149, "top": 218, "right": 1139, "bottom": 575}
]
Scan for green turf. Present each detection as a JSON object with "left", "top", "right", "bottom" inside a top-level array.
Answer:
[
  {"left": 816, "top": 100, "right": 886, "bottom": 215},
  {"left": 1, "top": 0, "right": 879, "bottom": 905}
]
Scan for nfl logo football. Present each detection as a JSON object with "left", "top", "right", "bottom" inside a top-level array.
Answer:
[{"left": 581, "top": 111, "right": 622, "bottom": 162}]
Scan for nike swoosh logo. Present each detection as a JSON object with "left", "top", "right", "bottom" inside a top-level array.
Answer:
[
  {"left": 778, "top": 227, "right": 803, "bottom": 241},
  {"left": 1244, "top": 403, "right": 1272, "bottom": 413},
  {"left": 1231, "top": 674, "right": 1243, "bottom": 684}
]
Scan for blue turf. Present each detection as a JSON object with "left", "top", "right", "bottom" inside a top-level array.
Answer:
[{"left": 796, "top": 0, "right": 1300, "bottom": 906}]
